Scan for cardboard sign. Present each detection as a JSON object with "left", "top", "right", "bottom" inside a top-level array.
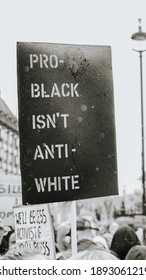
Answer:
[
  {"left": 14, "top": 204, "right": 55, "bottom": 259},
  {"left": 17, "top": 42, "right": 118, "bottom": 205},
  {"left": 0, "top": 174, "right": 21, "bottom": 197}
]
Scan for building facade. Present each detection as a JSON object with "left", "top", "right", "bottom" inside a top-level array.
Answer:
[{"left": 0, "top": 97, "right": 20, "bottom": 175}]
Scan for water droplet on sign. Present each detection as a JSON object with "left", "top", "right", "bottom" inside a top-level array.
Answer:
[
  {"left": 108, "top": 154, "right": 112, "bottom": 159},
  {"left": 24, "top": 66, "right": 29, "bottom": 72},
  {"left": 99, "top": 132, "right": 105, "bottom": 139},
  {"left": 77, "top": 116, "right": 83, "bottom": 123},
  {"left": 81, "top": 104, "right": 87, "bottom": 112}
]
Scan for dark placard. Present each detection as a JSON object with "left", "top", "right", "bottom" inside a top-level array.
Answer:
[{"left": 17, "top": 42, "right": 118, "bottom": 205}]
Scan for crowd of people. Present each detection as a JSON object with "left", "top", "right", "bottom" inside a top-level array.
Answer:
[
  {"left": 0, "top": 213, "right": 146, "bottom": 260},
  {"left": 55, "top": 216, "right": 146, "bottom": 260}
]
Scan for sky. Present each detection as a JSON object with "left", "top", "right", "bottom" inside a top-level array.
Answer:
[{"left": 0, "top": 0, "right": 146, "bottom": 195}]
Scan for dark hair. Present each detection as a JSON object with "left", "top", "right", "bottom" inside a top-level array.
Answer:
[
  {"left": 4, "top": 229, "right": 15, "bottom": 243},
  {"left": 110, "top": 225, "right": 141, "bottom": 260}
]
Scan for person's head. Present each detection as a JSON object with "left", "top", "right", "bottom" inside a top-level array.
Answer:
[
  {"left": 109, "top": 222, "right": 119, "bottom": 236},
  {"left": 56, "top": 222, "right": 71, "bottom": 252},
  {"left": 3, "top": 248, "right": 50, "bottom": 260},
  {"left": 0, "top": 220, "right": 4, "bottom": 244},
  {"left": 103, "top": 232, "right": 113, "bottom": 248},
  {"left": 93, "top": 235, "right": 109, "bottom": 250},
  {"left": 125, "top": 245, "right": 146, "bottom": 260},
  {"left": 3, "top": 225, "right": 13, "bottom": 237},
  {"left": 8, "top": 232, "right": 16, "bottom": 250},
  {"left": 77, "top": 217, "right": 98, "bottom": 242},
  {"left": 70, "top": 249, "right": 119, "bottom": 260},
  {"left": 110, "top": 225, "right": 141, "bottom": 260}
]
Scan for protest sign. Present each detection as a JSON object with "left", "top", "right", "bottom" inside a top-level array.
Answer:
[
  {"left": 0, "top": 174, "right": 21, "bottom": 197},
  {"left": 0, "top": 174, "right": 22, "bottom": 226},
  {"left": 14, "top": 204, "right": 55, "bottom": 259},
  {"left": 17, "top": 42, "right": 118, "bottom": 205}
]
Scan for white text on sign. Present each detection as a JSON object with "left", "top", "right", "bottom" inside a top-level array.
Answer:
[
  {"left": 34, "top": 175, "right": 80, "bottom": 192},
  {"left": 31, "top": 83, "right": 80, "bottom": 98}
]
